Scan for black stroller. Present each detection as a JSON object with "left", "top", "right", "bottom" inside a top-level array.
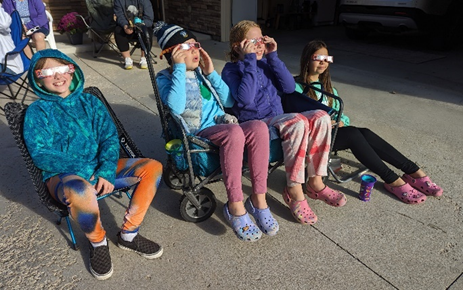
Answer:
[{"left": 138, "top": 29, "right": 365, "bottom": 223}]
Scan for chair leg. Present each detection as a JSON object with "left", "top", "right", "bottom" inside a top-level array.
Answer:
[
  {"left": 93, "top": 41, "right": 105, "bottom": 58},
  {"left": 130, "top": 46, "right": 137, "bottom": 57},
  {"left": 328, "top": 164, "right": 369, "bottom": 183},
  {"left": 7, "top": 83, "right": 17, "bottom": 100},
  {"left": 149, "top": 51, "right": 157, "bottom": 64},
  {"left": 65, "top": 216, "right": 79, "bottom": 250}
]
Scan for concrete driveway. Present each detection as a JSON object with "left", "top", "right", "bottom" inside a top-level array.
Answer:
[{"left": 1, "top": 25, "right": 462, "bottom": 289}]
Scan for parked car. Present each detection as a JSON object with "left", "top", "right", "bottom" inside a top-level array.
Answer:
[{"left": 338, "top": 0, "right": 463, "bottom": 48}]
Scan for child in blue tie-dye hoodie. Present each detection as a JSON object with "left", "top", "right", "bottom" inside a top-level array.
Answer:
[{"left": 23, "top": 49, "right": 163, "bottom": 280}]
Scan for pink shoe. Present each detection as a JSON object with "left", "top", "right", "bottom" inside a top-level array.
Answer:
[
  {"left": 305, "top": 185, "right": 347, "bottom": 207},
  {"left": 384, "top": 183, "right": 427, "bottom": 204},
  {"left": 402, "top": 174, "right": 443, "bottom": 197},
  {"left": 282, "top": 188, "right": 317, "bottom": 225}
]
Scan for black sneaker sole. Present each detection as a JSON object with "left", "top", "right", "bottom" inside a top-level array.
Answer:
[
  {"left": 90, "top": 263, "right": 113, "bottom": 280},
  {"left": 117, "top": 243, "right": 164, "bottom": 259}
]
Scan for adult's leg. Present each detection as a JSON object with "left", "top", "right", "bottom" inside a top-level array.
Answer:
[
  {"left": 116, "top": 158, "right": 163, "bottom": 232},
  {"left": 114, "top": 26, "right": 132, "bottom": 58},
  {"left": 31, "top": 32, "right": 46, "bottom": 51},
  {"left": 47, "top": 174, "right": 105, "bottom": 243}
]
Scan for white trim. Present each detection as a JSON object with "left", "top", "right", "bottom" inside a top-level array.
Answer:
[
  {"left": 220, "top": 0, "right": 231, "bottom": 42},
  {"left": 158, "top": 26, "right": 183, "bottom": 49}
]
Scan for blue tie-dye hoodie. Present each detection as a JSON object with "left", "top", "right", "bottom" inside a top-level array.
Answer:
[{"left": 23, "top": 49, "right": 119, "bottom": 184}]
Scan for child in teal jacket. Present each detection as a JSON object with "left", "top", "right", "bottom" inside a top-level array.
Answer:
[
  {"left": 296, "top": 40, "right": 443, "bottom": 204},
  {"left": 24, "top": 49, "right": 163, "bottom": 280}
]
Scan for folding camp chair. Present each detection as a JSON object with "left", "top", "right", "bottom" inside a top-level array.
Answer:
[
  {"left": 78, "top": 0, "right": 157, "bottom": 63},
  {"left": 283, "top": 82, "right": 369, "bottom": 183},
  {"left": 4, "top": 86, "right": 144, "bottom": 250},
  {"left": 0, "top": 10, "right": 34, "bottom": 111},
  {"left": 43, "top": 3, "right": 57, "bottom": 50},
  {"left": 77, "top": 0, "right": 119, "bottom": 58}
]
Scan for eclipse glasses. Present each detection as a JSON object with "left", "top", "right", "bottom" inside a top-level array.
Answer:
[
  {"left": 312, "top": 54, "right": 334, "bottom": 63},
  {"left": 159, "top": 42, "right": 201, "bottom": 59},
  {"left": 35, "top": 64, "right": 75, "bottom": 79}
]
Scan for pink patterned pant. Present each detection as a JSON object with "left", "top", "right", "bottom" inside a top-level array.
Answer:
[{"left": 263, "top": 110, "right": 331, "bottom": 187}]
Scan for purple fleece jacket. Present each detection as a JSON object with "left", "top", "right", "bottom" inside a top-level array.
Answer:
[
  {"left": 221, "top": 51, "right": 295, "bottom": 123},
  {"left": 2, "top": 0, "right": 49, "bottom": 30}
]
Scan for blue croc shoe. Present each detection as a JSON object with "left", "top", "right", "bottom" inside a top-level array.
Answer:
[
  {"left": 244, "top": 197, "right": 279, "bottom": 236},
  {"left": 223, "top": 203, "right": 262, "bottom": 242}
]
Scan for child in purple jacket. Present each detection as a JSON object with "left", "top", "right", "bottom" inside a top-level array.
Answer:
[{"left": 222, "top": 20, "right": 346, "bottom": 225}]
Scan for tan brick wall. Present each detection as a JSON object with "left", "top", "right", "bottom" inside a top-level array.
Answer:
[{"left": 164, "top": 0, "right": 221, "bottom": 40}]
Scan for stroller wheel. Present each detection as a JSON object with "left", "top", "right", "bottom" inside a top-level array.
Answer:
[
  {"left": 180, "top": 188, "right": 216, "bottom": 223},
  {"left": 163, "top": 166, "right": 188, "bottom": 190}
]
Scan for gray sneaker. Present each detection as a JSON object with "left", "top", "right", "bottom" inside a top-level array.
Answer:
[
  {"left": 117, "top": 232, "right": 163, "bottom": 259},
  {"left": 89, "top": 243, "right": 113, "bottom": 280}
]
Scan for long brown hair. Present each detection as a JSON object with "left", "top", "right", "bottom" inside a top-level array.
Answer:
[
  {"left": 227, "top": 20, "right": 260, "bottom": 62},
  {"left": 297, "top": 40, "right": 334, "bottom": 107}
]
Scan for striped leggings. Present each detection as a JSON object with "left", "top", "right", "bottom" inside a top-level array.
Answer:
[{"left": 46, "top": 158, "right": 163, "bottom": 243}]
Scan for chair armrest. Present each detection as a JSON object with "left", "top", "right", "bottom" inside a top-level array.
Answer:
[
  {"left": 2, "top": 38, "right": 30, "bottom": 71},
  {"left": 298, "top": 81, "right": 344, "bottom": 118}
]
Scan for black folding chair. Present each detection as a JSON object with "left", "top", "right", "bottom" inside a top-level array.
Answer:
[
  {"left": 4, "top": 86, "right": 144, "bottom": 250},
  {"left": 77, "top": 0, "right": 157, "bottom": 63},
  {"left": 77, "top": 0, "right": 119, "bottom": 58}
]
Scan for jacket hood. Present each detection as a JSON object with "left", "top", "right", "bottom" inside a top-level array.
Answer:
[{"left": 27, "top": 49, "right": 84, "bottom": 101}]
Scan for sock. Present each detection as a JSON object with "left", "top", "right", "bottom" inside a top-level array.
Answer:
[
  {"left": 120, "top": 230, "right": 138, "bottom": 242},
  {"left": 91, "top": 237, "right": 107, "bottom": 248}
]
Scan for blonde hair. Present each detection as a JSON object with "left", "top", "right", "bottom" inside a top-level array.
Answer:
[{"left": 228, "top": 20, "right": 261, "bottom": 62}]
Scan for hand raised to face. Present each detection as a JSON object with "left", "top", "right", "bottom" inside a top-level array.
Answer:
[
  {"left": 171, "top": 44, "right": 187, "bottom": 64},
  {"left": 199, "top": 48, "right": 214, "bottom": 75},
  {"left": 262, "top": 35, "right": 277, "bottom": 54}
]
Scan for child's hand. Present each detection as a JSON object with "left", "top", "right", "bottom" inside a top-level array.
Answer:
[
  {"left": 199, "top": 49, "right": 214, "bottom": 75},
  {"left": 95, "top": 177, "right": 115, "bottom": 196},
  {"left": 263, "top": 36, "right": 277, "bottom": 54},
  {"left": 171, "top": 45, "right": 187, "bottom": 64},
  {"left": 239, "top": 39, "right": 257, "bottom": 56},
  {"left": 331, "top": 120, "right": 344, "bottom": 127}
]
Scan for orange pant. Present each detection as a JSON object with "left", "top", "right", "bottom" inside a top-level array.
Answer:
[{"left": 46, "top": 158, "right": 162, "bottom": 243}]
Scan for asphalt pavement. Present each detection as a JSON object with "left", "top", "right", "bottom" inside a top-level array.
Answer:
[{"left": 1, "top": 25, "right": 462, "bottom": 290}]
